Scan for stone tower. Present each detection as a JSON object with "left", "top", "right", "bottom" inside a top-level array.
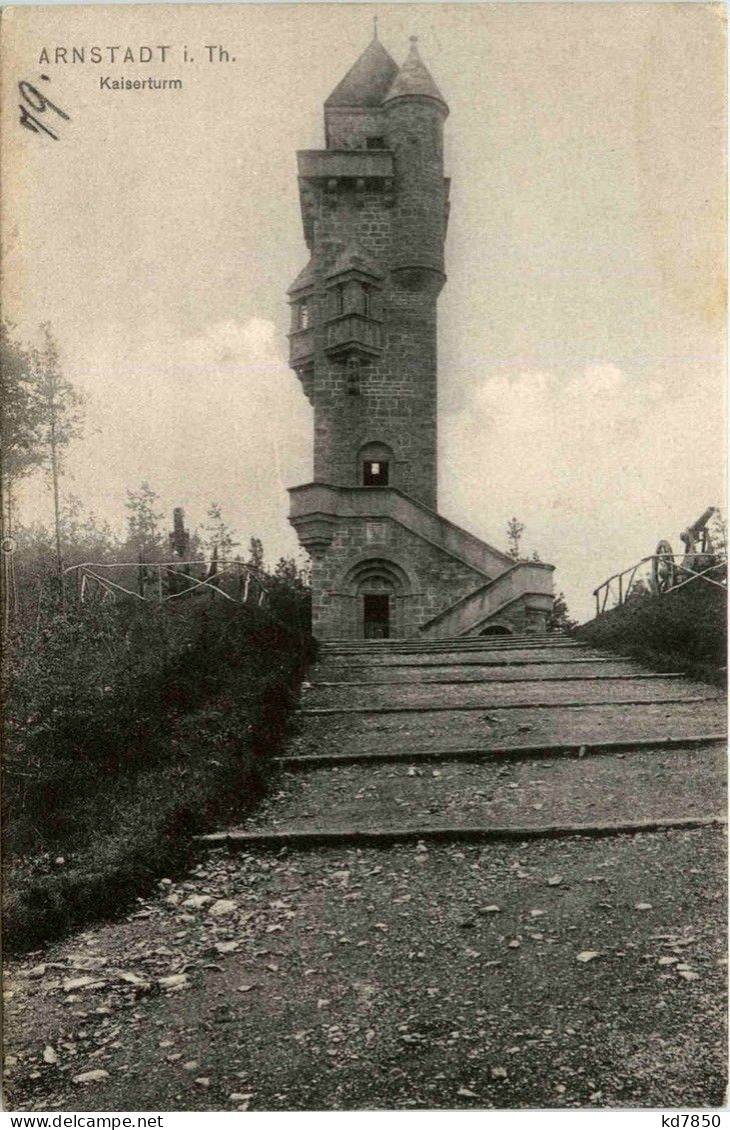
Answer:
[{"left": 288, "top": 33, "right": 554, "bottom": 640}]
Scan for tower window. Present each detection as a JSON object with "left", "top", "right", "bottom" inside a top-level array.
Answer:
[
  {"left": 363, "top": 460, "right": 389, "bottom": 487},
  {"left": 346, "top": 357, "right": 361, "bottom": 396},
  {"left": 297, "top": 299, "right": 310, "bottom": 330},
  {"left": 366, "top": 137, "right": 386, "bottom": 150}
]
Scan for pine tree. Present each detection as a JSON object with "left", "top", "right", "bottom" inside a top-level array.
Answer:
[
  {"left": 547, "top": 591, "right": 579, "bottom": 632},
  {"left": 0, "top": 323, "right": 45, "bottom": 535},
  {"left": 124, "top": 481, "right": 164, "bottom": 561},
  {"left": 247, "top": 536, "right": 265, "bottom": 573},
  {"left": 202, "top": 502, "right": 239, "bottom": 559},
  {"left": 31, "top": 324, "right": 85, "bottom": 579},
  {"left": 506, "top": 517, "right": 526, "bottom": 562}
]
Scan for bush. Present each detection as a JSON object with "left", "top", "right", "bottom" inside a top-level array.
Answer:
[
  {"left": 577, "top": 581, "right": 726, "bottom": 686},
  {"left": 2, "top": 595, "right": 313, "bottom": 951}
]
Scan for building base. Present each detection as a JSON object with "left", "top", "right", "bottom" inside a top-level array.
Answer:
[{"left": 290, "top": 482, "right": 554, "bottom": 641}]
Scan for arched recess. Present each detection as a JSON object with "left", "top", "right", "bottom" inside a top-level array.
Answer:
[
  {"left": 479, "top": 623, "right": 513, "bottom": 636},
  {"left": 340, "top": 555, "right": 414, "bottom": 639},
  {"left": 357, "top": 441, "right": 395, "bottom": 489}
]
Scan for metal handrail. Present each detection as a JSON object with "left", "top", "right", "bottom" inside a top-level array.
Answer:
[
  {"left": 593, "top": 552, "right": 727, "bottom": 617},
  {"left": 63, "top": 559, "right": 269, "bottom": 607},
  {"left": 61, "top": 558, "right": 258, "bottom": 572}
]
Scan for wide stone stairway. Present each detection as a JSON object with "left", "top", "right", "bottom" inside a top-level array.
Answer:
[
  {"left": 207, "top": 633, "right": 727, "bottom": 848},
  {"left": 8, "top": 634, "right": 728, "bottom": 1111}
]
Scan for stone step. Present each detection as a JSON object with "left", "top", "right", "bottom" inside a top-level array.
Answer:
[
  {"left": 319, "top": 646, "right": 608, "bottom": 667},
  {"left": 217, "top": 744, "right": 727, "bottom": 845},
  {"left": 286, "top": 699, "right": 728, "bottom": 760},
  {"left": 277, "top": 733, "right": 727, "bottom": 769},
  {"left": 312, "top": 658, "right": 643, "bottom": 683},
  {"left": 314, "top": 656, "right": 636, "bottom": 679},
  {"left": 199, "top": 814, "right": 726, "bottom": 850},
  {"left": 297, "top": 676, "right": 718, "bottom": 715},
  {"left": 304, "top": 671, "right": 684, "bottom": 704},
  {"left": 320, "top": 630, "right": 564, "bottom": 643},
  {"left": 319, "top": 637, "right": 576, "bottom": 656}
]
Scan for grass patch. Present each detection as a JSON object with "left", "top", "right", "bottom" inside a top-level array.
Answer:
[
  {"left": 577, "top": 581, "right": 726, "bottom": 687},
  {"left": 2, "top": 596, "right": 313, "bottom": 952}
]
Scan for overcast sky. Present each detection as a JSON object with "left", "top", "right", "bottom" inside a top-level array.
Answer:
[{"left": 2, "top": 2, "right": 725, "bottom": 621}]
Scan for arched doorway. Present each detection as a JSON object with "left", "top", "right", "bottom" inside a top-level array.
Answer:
[
  {"left": 362, "top": 584, "right": 393, "bottom": 639},
  {"left": 479, "top": 623, "right": 513, "bottom": 637},
  {"left": 340, "top": 557, "right": 413, "bottom": 639}
]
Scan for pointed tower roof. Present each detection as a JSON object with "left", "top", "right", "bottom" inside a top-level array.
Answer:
[
  {"left": 384, "top": 37, "right": 448, "bottom": 111},
  {"left": 325, "top": 37, "right": 399, "bottom": 108},
  {"left": 287, "top": 257, "right": 315, "bottom": 295}
]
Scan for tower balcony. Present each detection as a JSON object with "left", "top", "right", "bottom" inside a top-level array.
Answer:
[
  {"left": 325, "top": 312, "right": 383, "bottom": 360},
  {"left": 288, "top": 326, "right": 314, "bottom": 368},
  {"left": 297, "top": 149, "right": 393, "bottom": 181}
]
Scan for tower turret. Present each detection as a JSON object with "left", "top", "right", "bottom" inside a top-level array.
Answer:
[{"left": 385, "top": 37, "right": 450, "bottom": 283}]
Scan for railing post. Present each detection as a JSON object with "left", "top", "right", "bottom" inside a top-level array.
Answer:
[
  {"left": 618, "top": 575, "right": 623, "bottom": 605},
  {"left": 157, "top": 565, "right": 164, "bottom": 603}
]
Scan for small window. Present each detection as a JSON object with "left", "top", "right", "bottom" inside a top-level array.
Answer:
[
  {"left": 298, "top": 300, "right": 310, "bottom": 330},
  {"left": 363, "top": 460, "right": 389, "bottom": 487},
  {"left": 362, "top": 285, "right": 371, "bottom": 317},
  {"left": 347, "top": 357, "right": 360, "bottom": 396},
  {"left": 366, "top": 137, "right": 386, "bottom": 150}
]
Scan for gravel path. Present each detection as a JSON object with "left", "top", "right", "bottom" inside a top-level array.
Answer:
[
  {"left": 287, "top": 700, "right": 727, "bottom": 758},
  {"left": 5, "top": 830, "right": 726, "bottom": 1111},
  {"left": 242, "top": 745, "right": 727, "bottom": 835}
]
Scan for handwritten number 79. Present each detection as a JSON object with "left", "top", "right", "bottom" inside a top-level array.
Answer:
[{"left": 18, "top": 78, "right": 70, "bottom": 141}]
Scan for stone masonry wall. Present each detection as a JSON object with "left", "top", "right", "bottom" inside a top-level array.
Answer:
[
  {"left": 311, "top": 182, "right": 439, "bottom": 510},
  {"left": 310, "top": 516, "right": 486, "bottom": 639},
  {"left": 325, "top": 107, "right": 387, "bottom": 150}
]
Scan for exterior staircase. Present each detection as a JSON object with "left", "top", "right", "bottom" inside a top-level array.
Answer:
[
  {"left": 290, "top": 484, "right": 554, "bottom": 637},
  {"left": 205, "top": 634, "right": 726, "bottom": 848},
  {"left": 417, "top": 565, "right": 552, "bottom": 639}
]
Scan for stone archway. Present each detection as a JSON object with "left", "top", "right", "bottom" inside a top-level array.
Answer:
[
  {"left": 479, "top": 623, "right": 513, "bottom": 637},
  {"left": 340, "top": 556, "right": 414, "bottom": 639}
]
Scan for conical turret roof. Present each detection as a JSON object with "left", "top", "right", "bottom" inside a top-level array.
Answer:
[
  {"left": 384, "top": 37, "right": 448, "bottom": 109},
  {"left": 325, "top": 37, "right": 399, "bottom": 108}
]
